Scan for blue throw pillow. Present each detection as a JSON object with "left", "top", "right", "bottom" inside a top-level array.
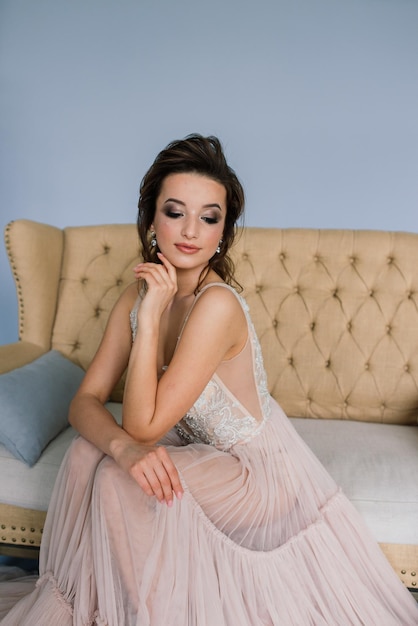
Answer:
[{"left": 0, "top": 351, "right": 84, "bottom": 466}]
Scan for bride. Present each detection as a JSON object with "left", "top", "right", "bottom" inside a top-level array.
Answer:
[{"left": 1, "top": 134, "right": 416, "bottom": 625}]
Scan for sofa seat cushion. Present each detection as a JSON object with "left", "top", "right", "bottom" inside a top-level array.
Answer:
[
  {"left": 291, "top": 418, "right": 418, "bottom": 545},
  {"left": 0, "top": 403, "right": 122, "bottom": 511}
]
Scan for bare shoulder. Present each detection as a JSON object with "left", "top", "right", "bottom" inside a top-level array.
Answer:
[
  {"left": 184, "top": 284, "right": 248, "bottom": 356},
  {"left": 107, "top": 281, "right": 140, "bottom": 320},
  {"left": 194, "top": 283, "right": 244, "bottom": 317},
  {"left": 117, "top": 281, "right": 140, "bottom": 308}
]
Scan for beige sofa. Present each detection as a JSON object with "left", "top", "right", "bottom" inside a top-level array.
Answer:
[{"left": 1, "top": 219, "right": 417, "bottom": 591}]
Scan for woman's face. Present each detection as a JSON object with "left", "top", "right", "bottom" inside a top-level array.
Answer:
[{"left": 152, "top": 172, "right": 227, "bottom": 270}]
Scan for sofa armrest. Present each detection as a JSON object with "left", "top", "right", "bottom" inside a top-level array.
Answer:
[
  {"left": 4, "top": 220, "right": 64, "bottom": 350},
  {"left": 0, "top": 342, "right": 47, "bottom": 375}
]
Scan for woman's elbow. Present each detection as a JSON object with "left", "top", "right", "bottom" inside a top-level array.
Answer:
[{"left": 122, "top": 418, "right": 160, "bottom": 446}]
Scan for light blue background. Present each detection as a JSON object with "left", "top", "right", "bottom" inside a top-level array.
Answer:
[{"left": 1, "top": 0, "right": 417, "bottom": 345}]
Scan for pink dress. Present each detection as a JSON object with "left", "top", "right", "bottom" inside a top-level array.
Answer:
[{"left": 0, "top": 284, "right": 417, "bottom": 625}]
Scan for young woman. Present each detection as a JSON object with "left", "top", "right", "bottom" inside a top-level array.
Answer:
[{"left": 1, "top": 135, "right": 416, "bottom": 624}]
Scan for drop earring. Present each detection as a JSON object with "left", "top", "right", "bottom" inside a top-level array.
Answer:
[
  {"left": 216, "top": 240, "right": 222, "bottom": 254},
  {"left": 150, "top": 231, "right": 157, "bottom": 248}
]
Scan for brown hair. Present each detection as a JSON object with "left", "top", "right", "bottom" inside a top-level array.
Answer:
[{"left": 137, "top": 134, "right": 245, "bottom": 291}]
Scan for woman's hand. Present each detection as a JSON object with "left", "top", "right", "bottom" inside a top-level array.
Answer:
[
  {"left": 133, "top": 252, "right": 177, "bottom": 320},
  {"left": 114, "top": 440, "right": 184, "bottom": 507}
]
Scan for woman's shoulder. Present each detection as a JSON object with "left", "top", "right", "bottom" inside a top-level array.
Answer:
[
  {"left": 192, "top": 281, "right": 246, "bottom": 321},
  {"left": 107, "top": 282, "right": 140, "bottom": 324},
  {"left": 117, "top": 281, "right": 141, "bottom": 307}
]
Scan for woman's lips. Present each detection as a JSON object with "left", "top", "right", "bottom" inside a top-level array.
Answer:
[{"left": 175, "top": 244, "right": 200, "bottom": 254}]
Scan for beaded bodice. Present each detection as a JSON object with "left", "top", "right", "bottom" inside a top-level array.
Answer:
[{"left": 130, "top": 283, "right": 271, "bottom": 451}]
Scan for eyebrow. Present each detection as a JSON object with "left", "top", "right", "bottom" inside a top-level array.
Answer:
[{"left": 164, "top": 198, "right": 223, "bottom": 211}]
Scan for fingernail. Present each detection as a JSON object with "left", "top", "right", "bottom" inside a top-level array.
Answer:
[
  {"left": 176, "top": 491, "right": 183, "bottom": 500},
  {"left": 167, "top": 499, "right": 173, "bottom": 507}
]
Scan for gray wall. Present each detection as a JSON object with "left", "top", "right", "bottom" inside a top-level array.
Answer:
[{"left": 1, "top": 0, "right": 417, "bottom": 345}]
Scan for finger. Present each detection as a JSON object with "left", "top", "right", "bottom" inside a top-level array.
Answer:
[
  {"left": 157, "top": 448, "right": 183, "bottom": 500},
  {"left": 157, "top": 253, "right": 178, "bottom": 283},
  {"left": 131, "top": 462, "right": 166, "bottom": 503},
  {"left": 151, "top": 464, "right": 177, "bottom": 506},
  {"left": 131, "top": 469, "right": 158, "bottom": 499},
  {"left": 134, "top": 452, "right": 175, "bottom": 505},
  {"left": 136, "top": 263, "right": 172, "bottom": 287}
]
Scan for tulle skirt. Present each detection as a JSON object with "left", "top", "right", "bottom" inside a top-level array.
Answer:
[{"left": 1, "top": 399, "right": 417, "bottom": 625}]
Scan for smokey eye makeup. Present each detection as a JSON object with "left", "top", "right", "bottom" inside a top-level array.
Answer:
[
  {"left": 164, "top": 209, "right": 183, "bottom": 219},
  {"left": 161, "top": 202, "right": 222, "bottom": 224},
  {"left": 201, "top": 214, "right": 221, "bottom": 224}
]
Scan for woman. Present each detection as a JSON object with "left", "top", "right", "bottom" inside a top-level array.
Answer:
[{"left": 1, "top": 135, "right": 416, "bottom": 624}]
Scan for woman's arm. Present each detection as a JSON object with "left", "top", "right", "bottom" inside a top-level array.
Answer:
[
  {"left": 123, "top": 257, "right": 248, "bottom": 445},
  {"left": 69, "top": 284, "right": 136, "bottom": 454},
  {"left": 69, "top": 283, "right": 183, "bottom": 506}
]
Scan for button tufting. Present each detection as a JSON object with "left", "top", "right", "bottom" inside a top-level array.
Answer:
[
  {"left": 404, "top": 364, "right": 410, "bottom": 372},
  {"left": 346, "top": 321, "right": 352, "bottom": 332},
  {"left": 255, "top": 285, "right": 262, "bottom": 293},
  {"left": 73, "top": 341, "right": 80, "bottom": 350},
  {"left": 387, "top": 256, "right": 394, "bottom": 264},
  {"left": 288, "top": 357, "right": 293, "bottom": 366},
  {"left": 332, "top": 289, "right": 338, "bottom": 297},
  {"left": 103, "top": 245, "right": 110, "bottom": 254},
  {"left": 386, "top": 325, "right": 391, "bottom": 334},
  {"left": 294, "top": 286, "right": 299, "bottom": 294},
  {"left": 272, "top": 319, "right": 278, "bottom": 328},
  {"left": 407, "top": 291, "right": 413, "bottom": 299},
  {"left": 313, "top": 255, "right": 319, "bottom": 262},
  {"left": 81, "top": 277, "right": 88, "bottom": 285},
  {"left": 325, "top": 360, "right": 330, "bottom": 368},
  {"left": 310, "top": 322, "right": 315, "bottom": 331},
  {"left": 380, "top": 403, "right": 386, "bottom": 410},
  {"left": 116, "top": 279, "right": 123, "bottom": 286},
  {"left": 349, "top": 256, "right": 356, "bottom": 264},
  {"left": 242, "top": 253, "right": 249, "bottom": 260},
  {"left": 365, "top": 362, "right": 370, "bottom": 370},
  {"left": 369, "top": 289, "right": 374, "bottom": 297},
  {"left": 95, "top": 308, "right": 102, "bottom": 317},
  {"left": 279, "top": 253, "right": 285, "bottom": 261}
]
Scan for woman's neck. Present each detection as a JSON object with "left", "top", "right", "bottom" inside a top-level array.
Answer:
[{"left": 175, "top": 265, "right": 220, "bottom": 298}]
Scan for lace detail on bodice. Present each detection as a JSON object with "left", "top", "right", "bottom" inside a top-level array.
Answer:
[
  {"left": 130, "top": 299, "right": 140, "bottom": 342},
  {"left": 176, "top": 377, "right": 267, "bottom": 451},
  {"left": 129, "top": 284, "right": 271, "bottom": 451}
]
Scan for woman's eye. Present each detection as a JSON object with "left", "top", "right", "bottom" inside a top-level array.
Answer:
[
  {"left": 201, "top": 216, "right": 219, "bottom": 224},
  {"left": 165, "top": 211, "right": 183, "bottom": 219}
]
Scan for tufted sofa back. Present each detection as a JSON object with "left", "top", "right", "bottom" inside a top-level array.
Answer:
[
  {"left": 233, "top": 228, "right": 418, "bottom": 425},
  {"left": 5, "top": 220, "right": 418, "bottom": 425}
]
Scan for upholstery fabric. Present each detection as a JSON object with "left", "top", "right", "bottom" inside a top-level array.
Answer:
[
  {"left": 0, "top": 351, "right": 85, "bottom": 466},
  {"left": 4, "top": 220, "right": 63, "bottom": 350},
  {"left": 35, "top": 224, "right": 418, "bottom": 424},
  {"left": 51, "top": 224, "right": 141, "bottom": 400},
  {"left": 291, "top": 418, "right": 418, "bottom": 544},
  {"left": 232, "top": 228, "right": 418, "bottom": 425}
]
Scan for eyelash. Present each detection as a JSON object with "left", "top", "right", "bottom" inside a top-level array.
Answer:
[{"left": 164, "top": 210, "right": 219, "bottom": 224}]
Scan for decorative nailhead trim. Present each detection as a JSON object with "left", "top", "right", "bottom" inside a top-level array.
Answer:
[{"left": 4, "top": 221, "right": 25, "bottom": 339}]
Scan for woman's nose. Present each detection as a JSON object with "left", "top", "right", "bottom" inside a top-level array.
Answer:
[{"left": 181, "top": 217, "right": 198, "bottom": 238}]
